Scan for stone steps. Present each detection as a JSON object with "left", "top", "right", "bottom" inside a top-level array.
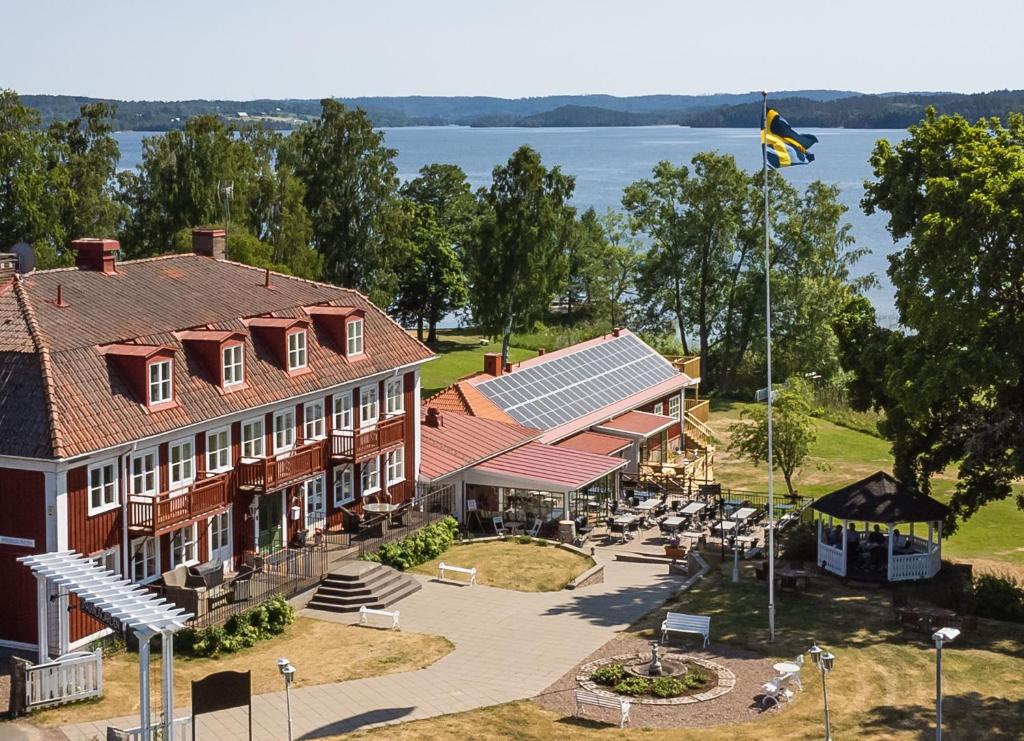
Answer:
[{"left": 306, "top": 561, "right": 421, "bottom": 613}]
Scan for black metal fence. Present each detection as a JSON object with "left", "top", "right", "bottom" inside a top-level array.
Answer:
[{"left": 355, "top": 482, "right": 457, "bottom": 558}]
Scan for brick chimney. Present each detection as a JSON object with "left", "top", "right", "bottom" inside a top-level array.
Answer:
[
  {"left": 71, "top": 239, "right": 119, "bottom": 274},
  {"left": 612, "top": 327, "right": 623, "bottom": 337},
  {"left": 424, "top": 407, "right": 443, "bottom": 428},
  {"left": 0, "top": 254, "right": 16, "bottom": 286},
  {"left": 537, "top": 347, "right": 546, "bottom": 356},
  {"left": 483, "top": 352, "right": 502, "bottom": 377},
  {"left": 192, "top": 228, "right": 227, "bottom": 259}
]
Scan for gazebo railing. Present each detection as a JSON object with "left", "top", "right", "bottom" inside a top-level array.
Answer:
[
  {"left": 890, "top": 543, "right": 941, "bottom": 581},
  {"left": 817, "top": 542, "right": 847, "bottom": 577}
]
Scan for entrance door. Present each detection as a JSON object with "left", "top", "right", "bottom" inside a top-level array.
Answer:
[
  {"left": 257, "top": 493, "right": 284, "bottom": 553},
  {"left": 208, "top": 508, "right": 232, "bottom": 562},
  {"left": 304, "top": 476, "right": 326, "bottom": 533}
]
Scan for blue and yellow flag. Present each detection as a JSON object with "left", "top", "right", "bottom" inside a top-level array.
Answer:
[{"left": 761, "top": 109, "right": 818, "bottom": 168}]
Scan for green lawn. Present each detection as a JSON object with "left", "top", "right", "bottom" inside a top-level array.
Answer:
[
  {"left": 709, "top": 399, "right": 1024, "bottom": 575},
  {"left": 419, "top": 330, "right": 536, "bottom": 398}
]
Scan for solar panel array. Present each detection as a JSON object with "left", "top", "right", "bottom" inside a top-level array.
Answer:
[{"left": 475, "top": 333, "right": 678, "bottom": 430}]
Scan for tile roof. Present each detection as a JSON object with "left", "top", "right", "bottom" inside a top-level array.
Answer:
[
  {"left": 471, "top": 441, "right": 627, "bottom": 493},
  {"left": 594, "top": 410, "right": 677, "bottom": 438},
  {"left": 555, "top": 431, "right": 633, "bottom": 456},
  {"left": 1, "top": 255, "right": 434, "bottom": 460},
  {"left": 419, "top": 411, "right": 540, "bottom": 481},
  {"left": 423, "top": 377, "right": 514, "bottom": 423}
]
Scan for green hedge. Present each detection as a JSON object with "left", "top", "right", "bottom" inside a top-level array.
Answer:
[
  {"left": 971, "top": 574, "right": 1024, "bottom": 623},
  {"left": 176, "top": 595, "right": 295, "bottom": 657},
  {"left": 361, "top": 516, "right": 460, "bottom": 570}
]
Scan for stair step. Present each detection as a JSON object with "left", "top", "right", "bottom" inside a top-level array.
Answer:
[{"left": 307, "top": 563, "right": 421, "bottom": 615}]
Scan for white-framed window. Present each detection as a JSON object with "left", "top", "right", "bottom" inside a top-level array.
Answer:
[
  {"left": 206, "top": 427, "right": 231, "bottom": 473},
  {"left": 304, "top": 399, "right": 326, "bottom": 440},
  {"left": 274, "top": 409, "right": 296, "bottom": 453},
  {"left": 333, "top": 393, "right": 353, "bottom": 430},
  {"left": 241, "top": 416, "right": 265, "bottom": 459},
  {"left": 87, "top": 460, "right": 118, "bottom": 515},
  {"left": 386, "top": 448, "right": 405, "bottom": 484},
  {"left": 288, "top": 330, "right": 307, "bottom": 370},
  {"left": 130, "top": 448, "right": 157, "bottom": 496},
  {"left": 653, "top": 401, "right": 664, "bottom": 415},
  {"left": 385, "top": 378, "right": 404, "bottom": 416},
  {"left": 148, "top": 359, "right": 173, "bottom": 405},
  {"left": 668, "top": 394, "right": 681, "bottom": 419},
  {"left": 333, "top": 465, "right": 354, "bottom": 506},
  {"left": 91, "top": 547, "right": 120, "bottom": 576},
  {"left": 347, "top": 318, "right": 364, "bottom": 356},
  {"left": 169, "top": 437, "right": 195, "bottom": 491},
  {"left": 360, "top": 457, "right": 380, "bottom": 495},
  {"left": 170, "top": 523, "right": 199, "bottom": 567},
  {"left": 131, "top": 537, "right": 159, "bottom": 583},
  {"left": 222, "top": 343, "right": 244, "bottom": 386},
  {"left": 360, "top": 385, "right": 379, "bottom": 427}
]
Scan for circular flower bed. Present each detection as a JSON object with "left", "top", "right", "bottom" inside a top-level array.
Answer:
[{"left": 578, "top": 653, "right": 736, "bottom": 706}]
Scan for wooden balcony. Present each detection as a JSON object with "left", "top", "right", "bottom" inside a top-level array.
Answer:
[
  {"left": 128, "top": 473, "right": 230, "bottom": 536},
  {"left": 237, "top": 440, "right": 326, "bottom": 493},
  {"left": 665, "top": 355, "right": 701, "bottom": 380},
  {"left": 330, "top": 415, "right": 405, "bottom": 464}
]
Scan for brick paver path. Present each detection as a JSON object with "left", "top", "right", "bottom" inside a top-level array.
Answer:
[{"left": 61, "top": 559, "right": 684, "bottom": 740}]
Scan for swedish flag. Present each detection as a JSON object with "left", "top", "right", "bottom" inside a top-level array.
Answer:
[{"left": 761, "top": 109, "right": 818, "bottom": 168}]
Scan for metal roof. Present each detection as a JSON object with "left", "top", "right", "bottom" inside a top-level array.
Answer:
[
  {"left": 469, "top": 441, "right": 627, "bottom": 493},
  {"left": 17, "top": 550, "right": 192, "bottom": 635}
]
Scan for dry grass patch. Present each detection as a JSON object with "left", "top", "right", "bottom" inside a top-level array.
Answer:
[
  {"left": 31, "top": 616, "right": 452, "bottom": 727},
  {"left": 410, "top": 540, "right": 593, "bottom": 592}
]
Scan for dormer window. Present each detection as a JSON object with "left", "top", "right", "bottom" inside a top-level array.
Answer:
[
  {"left": 222, "top": 344, "right": 244, "bottom": 387},
  {"left": 288, "top": 330, "right": 307, "bottom": 370},
  {"left": 148, "top": 360, "right": 173, "bottom": 405},
  {"left": 347, "top": 319, "right": 364, "bottom": 356}
]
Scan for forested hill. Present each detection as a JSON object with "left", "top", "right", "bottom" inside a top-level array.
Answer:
[{"left": 16, "top": 89, "right": 1024, "bottom": 130}]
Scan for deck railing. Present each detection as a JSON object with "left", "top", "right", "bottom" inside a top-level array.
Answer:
[
  {"left": 817, "top": 542, "right": 848, "bottom": 577},
  {"left": 684, "top": 398, "right": 711, "bottom": 423},
  {"left": 683, "top": 411, "right": 715, "bottom": 448},
  {"left": 24, "top": 649, "right": 103, "bottom": 710},
  {"left": 330, "top": 414, "right": 405, "bottom": 463},
  {"left": 890, "top": 545, "right": 941, "bottom": 581},
  {"left": 664, "top": 354, "right": 701, "bottom": 379},
  {"left": 237, "top": 440, "right": 325, "bottom": 492},
  {"left": 128, "top": 474, "right": 230, "bottom": 535}
]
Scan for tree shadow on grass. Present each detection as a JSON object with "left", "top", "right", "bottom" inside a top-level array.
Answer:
[
  {"left": 298, "top": 706, "right": 415, "bottom": 738},
  {"left": 542, "top": 572, "right": 681, "bottom": 629},
  {"left": 861, "top": 693, "right": 1024, "bottom": 741}
]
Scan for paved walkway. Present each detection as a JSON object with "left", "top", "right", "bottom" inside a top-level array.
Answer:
[{"left": 61, "top": 558, "right": 685, "bottom": 740}]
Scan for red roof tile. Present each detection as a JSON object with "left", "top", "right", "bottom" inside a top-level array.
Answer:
[
  {"left": 423, "top": 379, "right": 514, "bottom": 423},
  {"left": 419, "top": 411, "right": 540, "bottom": 481},
  {"left": 555, "top": 431, "right": 632, "bottom": 456},
  {"left": 472, "top": 441, "right": 627, "bottom": 492}
]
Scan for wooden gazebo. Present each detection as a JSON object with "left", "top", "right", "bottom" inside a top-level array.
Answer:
[{"left": 812, "top": 471, "right": 950, "bottom": 582}]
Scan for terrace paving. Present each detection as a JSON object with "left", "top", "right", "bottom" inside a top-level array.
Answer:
[{"left": 59, "top": 555, "right": 688, "bottom": 740}]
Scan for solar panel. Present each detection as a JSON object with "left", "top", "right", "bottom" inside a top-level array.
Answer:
[{"left": 476, "top": 334, "right": 680, "bottom": 430}]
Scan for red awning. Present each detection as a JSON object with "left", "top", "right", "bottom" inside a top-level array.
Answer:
[
  {"left": 469, "top": 441, "right": 626, "bottom": 493},
  {"left": 555, "top": 431, "right": 632, "bottom": 456},
  {"left": 594, "top": 410, "right": 676, "bottom": 439}
]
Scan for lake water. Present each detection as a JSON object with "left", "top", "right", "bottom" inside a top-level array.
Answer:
[{"left": 115, "top": 126, "right": 906, "bottom": 326}]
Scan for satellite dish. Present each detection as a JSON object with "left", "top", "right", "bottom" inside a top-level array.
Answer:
[{"left": 9, "top": 242, "right": 35, "bottom": 274}]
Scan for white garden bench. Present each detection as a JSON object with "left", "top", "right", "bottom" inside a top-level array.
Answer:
[
  {"left": 358, "top": 605, "right": 400, "bottom": 630},
  {"left": 438, "top": 562, "right": 477, "bottom": 586},
  {"left": 574, "top": 689, "right": 631, "bottom": 728},
  {"left": 660, "top": 611, "right": 711, "bottom": 648}
]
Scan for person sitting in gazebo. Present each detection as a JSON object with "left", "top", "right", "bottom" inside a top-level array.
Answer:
[{"left": 845, "top": 522, "right": 860, "bottom": 566}]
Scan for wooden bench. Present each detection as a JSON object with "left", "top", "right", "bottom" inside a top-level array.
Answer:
[
  {"left": 438, "top": 562, "right": 477, "bottom": 586},
  {"left": 574, "top": 689, "right": 631, "bottom": 728},
  {"left": 661, "top": 611, "right": 711, "bottom": 648},
  {"left": 358, "top": 605, "right": 400, "bottom": 630}
]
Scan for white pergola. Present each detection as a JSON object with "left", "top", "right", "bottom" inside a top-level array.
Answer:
[{"left": 18, "top": 550, "right": 192, "bottom": 741}]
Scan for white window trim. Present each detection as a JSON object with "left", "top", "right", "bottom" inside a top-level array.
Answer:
[
  {"left": 333, "top": 393, "right": 354, "bottom": 431},
  {"left": 148, "top": 359, "right": 173, "bottom": 405},
  {"left": 222, "top": 343, "right": 244, "bottom": 387},
  {"left": 208, "top": 509, "right": 232, "bottom": 561},
  {"left": 668, "top": 394, "right": 681, "bottom": 419},
  {"left": 360, "top": 384, "right": 379, "bottom": 428},
  {"left": 387, "top": 448, "right": 405, "bottom": 484},
  {"left": 303, "top": 399, "right": 326, "bottom": 441},
  {"left": 131, "top": 536, "right": 160, "bottom": 584},
  {"left": 385, "top": 378, "right": 404, "bottom": 416},
  {"left": 347, "top": 318, "right": 364, "bottom": 356},
  {"left": 129, "top": 447, "right": 159, "bottom": 497},
  {"left": 168, "top": 436, "right": 195, "bottom": 492},
  {"left": 206, "top": 426, "right": 232, "bottom": 474},
  {"left": 241, "top": 415, "right": 266, "bottom": 459},
  {"left": 361, "top": 457, "right": 381, "bottom": 496},
  {"left": 87, "top": 459, "right": 119, "bottom": 516},
  {"left": 288, "top": 330, "right": 308, "bottom": 371},
  {"left": 333, "top": 465, "right": 355, "bottom": 506},
  {"left": 274, "top": 409, "right": 296, "bottom": 454},
  {"left": 170, "top": 523, "right": 199, "bottom": 568},
  {"left": 653, "top": 401, "right": 665, "bottom": 415}
]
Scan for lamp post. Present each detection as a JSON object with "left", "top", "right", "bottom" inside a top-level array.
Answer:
[
  {"left": 932, "top": 627, "right": 959, "bottom": 740},
  {"left": 809, "top": 642, "right": 835, "bottom": 741},
  {"left": 277, "top": 657, "right": 296, "bottom": 741}
]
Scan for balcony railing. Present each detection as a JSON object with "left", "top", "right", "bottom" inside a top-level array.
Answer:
[
  {"left": 664, "top": 354, "right": 701, "bottom": 380},
  {"left": 128, "top": 473, "right": 230, "bottom": 536},
  {"left": 237, "top": 440, "right": 325, "bottom": 492},
  {"left": 330, "top": 415, "right": 405, "bottom": 463}
]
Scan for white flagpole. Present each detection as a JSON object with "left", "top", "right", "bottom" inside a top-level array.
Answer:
[{"left": 762, "top": 90, "right": 776, "bottom": 643}]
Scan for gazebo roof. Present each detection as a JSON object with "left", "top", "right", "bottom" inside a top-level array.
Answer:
[{"left": 812, "top": 471, "right": 950, "bottom": 524}]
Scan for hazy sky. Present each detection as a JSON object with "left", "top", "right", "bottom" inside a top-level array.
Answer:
[{"left": 5, "top": 1, "right": 1021, "bottom": 99}]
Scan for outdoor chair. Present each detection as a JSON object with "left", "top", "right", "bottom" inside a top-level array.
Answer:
[
  {"left": 527, "top": 518, "right": 543, "bottom": 537},
  {"left": 627, "top": 520, "right": 640, "bottom": 540},
  {"left": 761, "top": 672, "right": 794, "bottom": 708},
  {"left": 671, "top": 500, "right": 681, "bottom": 512},
  {"left": 492, "top": 515, "right": 507, "bottom": 537},
  {"left": 609, "top": 522, "right": 627, "bottom": 544}
]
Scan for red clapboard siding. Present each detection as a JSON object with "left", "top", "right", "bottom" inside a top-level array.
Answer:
[
  {"left": 404, "top": 371, "right": 416, "bottom": 482},
  {"left": 0, "top": 467, "right": 47, "bottom": 645}
]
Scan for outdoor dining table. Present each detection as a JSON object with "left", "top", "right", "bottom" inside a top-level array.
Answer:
[
  {"left": 776, "top": 567, "right": 812, "bottom": 590},
  {"left": 681, "top": 501, "right": 706, "bottom": 516},
  {"left": 504, "top": 520, "right": 524, "bottom": 535},
  {"left": 661, "top": 515, "right": 685, "bottom": 532},
  {"left": 364, "top": 502, "right": 399, "bottom": 530},
  {"left": 680, "top": 530, "right": 705, "bottom": 546},
  {"left": 613, "top": 514, "right": 639, "bottom": 526},
  {"left": 731, "top": 506, "right": 757, "bottom": 522},
  {"left": 710, "top": 519, "right": 738, "bottom": 537},
  {"left": 636, "top": 499, "right": 660, "bottom": 512},
  {"left": 773, "top": 661, "right": 801, "bottom": 675}
]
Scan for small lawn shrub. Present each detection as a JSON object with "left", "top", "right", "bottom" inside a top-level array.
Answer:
[
  {"left": 516, "top": 535, "right": 533, "bottom": 545},
  {"left": 534, "top": 538, "right": 549, "bottom": 547},
  {"left": 362, "top": 517, "right": 460, "bottom": 570},
  {"left": 612, "top": 677, "right": 651, "bottom": 696},
  {"left": 781, "top": 521, "right": 818, "bottom": 563},
  {"left": 180, "top": 595, "right": 295, "bottom": 658},
  {"left": 970, "top": 574, "right": 1024, "bottom": 623},
  {"left": 591, "top": 663, "right": 626, "bottom": 686},
  {"left": 650, "top": 676, "right": 686, "bottom": 697}
]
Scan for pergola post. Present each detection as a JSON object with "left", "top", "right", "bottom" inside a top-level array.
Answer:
[
  {"left": 137, "top": 630, "right": 153, "bottom": 741},
  {"left": 841, "top": 519, "right": 848, "bottom": 576},
  {"left": 35, "top": 575, "right": 48, "bottom": 663},
  {"left": 162, "top": 630, "right": 174, "bottom": 739}
]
